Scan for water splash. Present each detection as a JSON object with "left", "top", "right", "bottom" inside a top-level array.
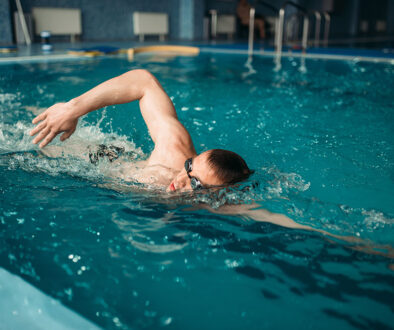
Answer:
[
  {"left": 260, "top": 166, "right": 310, "bottom": 198},
  {"left": 0, "top": 119, "right": 144, "bottom": 186}
]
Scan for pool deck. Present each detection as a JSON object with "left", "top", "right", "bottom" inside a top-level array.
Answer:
[{"left": 1, "top": 41, "right": 394, "bottom": 64}]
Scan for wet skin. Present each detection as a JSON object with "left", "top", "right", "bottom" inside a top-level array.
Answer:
[
  {"left": 168, "top": 151, "right": 224, "bottom": 192},
  {"left": 28, "top": 69, "right": 392, "bottom": 255},
  {"left": 29, "top": 69, "right": 225, "bottom": 192}
]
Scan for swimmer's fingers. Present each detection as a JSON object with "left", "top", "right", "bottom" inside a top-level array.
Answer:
[
  {"left": 30, "top": 121, "right": 47, "bottom": 136},
  {"left": 32, "top": 111, "right": 47, "bottom": 124},
  {"left": 32, "top": 127, "right": 50, "bottom": 144},
  {"left": 60, "top": 128, "right": 75, "bottom": 142},
  {"left": 39, "top": 131, "right": 57, "bottom": 148}
]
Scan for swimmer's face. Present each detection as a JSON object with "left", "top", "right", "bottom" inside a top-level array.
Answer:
[{"left": 168, "top": 151, "right": 223, "bottom": 192}]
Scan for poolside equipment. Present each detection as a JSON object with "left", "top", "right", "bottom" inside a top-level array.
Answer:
[
  {"left": 40, "top": 31, "right": 53, "bottom": 52},
  {"left": 32, "top": 7, "right": 81, "bottom": 43},
  {"left": 68, "top": 46, "right": 125, "bottom": 57},
  {"left": 0, "top": 46, "right": 18, "bottom": 53},
  {"left": 68, "top": 45, "right": 200, "bottom": 59},
  {"left": 248, "top": 7, "right": 256, "bottom": 57},
  {"left": 209, "top": 10, "right": 236, "bottom": 40},
  {"left": 133, "top": 12, "right": 169, "bottom": 42},
  {"left": 323, "top": 12, "right": 331, "bottom": 47},
  {"left": 244, "top": 1, "right": 330, "bottom": 58},
  {"left": 15, "top": 0, "right": 31, "bottom": 45},
  {"left": 127, "top": 45, "right": 200, "bottom": 60},
  {"left": 276, "top": 2, "right": 309, "bottom": 56}
]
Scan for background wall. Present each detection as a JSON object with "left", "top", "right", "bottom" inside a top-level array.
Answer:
[
  {"left": 0, "top": 0, "right": 13, "bottom": 44},
  {"left": 0, "top": 0, "right": 393, "bottom": 45},
  {"left": 10, "top": 0, "right": 182, "bottom": 42},
  {"left": 179, "top": 0, "right": 194, "bottom": 40},
  {"left": 205, "top": 0, "right": 292, "bottom": 16}
]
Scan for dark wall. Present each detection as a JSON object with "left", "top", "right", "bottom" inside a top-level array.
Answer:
[
  {"left": 388, "top": 0, "right": 394, "bottom": 35},
  {"left": 0, "top": 0, "right": 13, "bottom": 44},
  {"left": 15, "top": 0, "right": 182, "bottom": 41},
  {"left": 303, "top": 0, "right": 394, "bottom": 39},
  {"left": 325, "top": 0, "right": 360, "bottom": 38},
  {"left": 205, "top": 0, "right": 394, "bottom": 40},
  {"left": 205, "top": 0, "right": 288, "bottom": 16},
  {"left": 194, "top": 0, "right": 206, "bottom": 40},
  {"left": 0, "top": 0, "right": 209, "bottom": 43},
  {"left": 1, "top": 0, "right": 393, "bottom": 44}
]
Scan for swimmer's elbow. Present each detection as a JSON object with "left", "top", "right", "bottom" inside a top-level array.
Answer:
[
  {"left": 123, "top": 69, "right": 157, "bottom": 91},
  {"left": 132, "top": 69, "right": 155, "bottom": 80}
]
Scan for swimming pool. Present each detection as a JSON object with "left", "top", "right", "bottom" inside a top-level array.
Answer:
[{"left": 1, "top": 52, "right": 393, "bottom": 329}]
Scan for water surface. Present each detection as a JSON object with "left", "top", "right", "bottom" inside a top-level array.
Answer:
[{"left": 0, "top": 53, "right": 393, "bottom": 329}]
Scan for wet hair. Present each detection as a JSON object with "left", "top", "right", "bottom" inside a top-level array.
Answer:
[{"left": 207, "top": 149, "right": 253, "bottom": 185}]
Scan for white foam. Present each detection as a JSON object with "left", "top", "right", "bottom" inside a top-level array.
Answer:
[
  {"left": 262, "top": 166, "right": 310, "bottom": 198},
  {"left": 0, "top": 119, "right": 145, "bottom": 184},
  {"left": 57, "top": 76, "right": 86, "bottom": 84},
  {"left": 0, "top": 93, "right": 17, "bottom": 103},
  {"left": 362, "top": 209, "right": 394, "bottom": 231}
]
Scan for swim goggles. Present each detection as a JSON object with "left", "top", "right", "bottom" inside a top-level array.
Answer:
[{"left": 185, "top": 158, "right": 203, "bottom": 190}]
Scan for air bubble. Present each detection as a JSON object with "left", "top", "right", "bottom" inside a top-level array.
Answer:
[{"left": 160, "top": 316, "right": 173, "bottom": 326}]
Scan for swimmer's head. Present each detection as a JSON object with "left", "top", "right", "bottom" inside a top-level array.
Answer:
[
  {"left": 207, "top": 149, "right": 253, "bottom": 184},
  {"left": 168, "top": 149, "right": 252, "bottom": 192}
]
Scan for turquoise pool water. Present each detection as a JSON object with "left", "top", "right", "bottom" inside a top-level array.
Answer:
[{"left": 0, "top": 53, "right": 393, "bottom": 329}]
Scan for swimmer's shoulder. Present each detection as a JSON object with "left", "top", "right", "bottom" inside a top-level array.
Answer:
[{"left": 122, "top": 160, "right": 176, "bottom": 186}]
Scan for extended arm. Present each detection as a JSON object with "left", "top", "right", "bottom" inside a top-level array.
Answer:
[
  {"left": 196, "top": 203, "right": 394, "bottom": 258},
  {"left": 30, "top": 69, "right": 194, "bottom": 153}
]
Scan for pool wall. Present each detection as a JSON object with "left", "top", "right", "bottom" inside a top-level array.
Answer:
[
  {"left": 2, "top": 0, "right": 394, "bottom": 45},
  {"left": 0, "top": 0, "right": 13, "bottom": 44},
  {"left": 1, "top": 0, "right": 203, "bottom": 43}
]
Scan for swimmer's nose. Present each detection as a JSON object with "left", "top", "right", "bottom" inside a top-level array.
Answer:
[{"left": 170, "top": 171, "right": 191, "bottom": 192}]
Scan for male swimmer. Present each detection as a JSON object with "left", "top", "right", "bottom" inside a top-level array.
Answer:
[
  {"left": 29, "top": 69, "right": 252, "bottom": 192},
  {"left": 28, "top": 69, "right": 393, "bottom": 256}
]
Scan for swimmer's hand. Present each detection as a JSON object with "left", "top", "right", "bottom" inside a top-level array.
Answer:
[{"left": 30, "top": 102, "right": 78, "bottom": 148}]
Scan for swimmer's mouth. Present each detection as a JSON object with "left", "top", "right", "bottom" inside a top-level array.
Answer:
[{"left": 169, "top": 182, "right": 176, "bottom": 192}]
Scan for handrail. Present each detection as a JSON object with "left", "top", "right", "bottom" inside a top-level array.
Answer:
[
  {"left": 283, "top": 12, "right": 300, "bottom": 44},
  {"left": 247, "top": 7, "right": 255, "bottom": 57},
  {"left": 281, "top": 0, "right": 308, "bottom": 15},
  {"left": 246, "top": 1, "right": 329, "bottom": 57},
  {"left": 282, "top": 9, "right": 325, "bottom": 48},
  {"left": 15, "top": 0, "right": 31, "bottom": 45},
  {"left": 276, "top": 1, "right": 309, "bottom": 56},
  {"left": 313, "top": 11, "right": 321, "bottom": 47},
  {"left": 247, "top": 1, "right": 279, "bottom": 58},
  {"left": 209, "top": 10, "right": 218, "bottom": 39},
  {"left": 323, "top": 12, "right": 331, "bottom": 47}
]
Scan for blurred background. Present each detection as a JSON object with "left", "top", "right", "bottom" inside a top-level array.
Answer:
[{"left": 1, "top": 0, "right": 393, "bottom": 49}]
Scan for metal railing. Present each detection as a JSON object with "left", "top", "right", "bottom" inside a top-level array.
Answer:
[
  {"left": 312, "top": 11, "right": 331, "bottom": 47},
  {"left": 248, "top": 8, "right": 255, "bottom": 57},
  {"left": 209, "top": 10, "right": 218, "bottom": 39},
  {"left": 313, "top": 11, "right": 321, "bottom": 47},
  {"left": 247, "top": 1, "right": 279, "bottom": 57},
  {"left": 276, "top": 1, "right": 309, "bottom": 56},
  {"left": 15, "top": 0, "right": 31, "bottom": 45},
  {"left": 245, "top": 1, "right": 330, "bottom": 57},
  {"left": 323, "top": 12, "right": 331, "bottom": 47}
]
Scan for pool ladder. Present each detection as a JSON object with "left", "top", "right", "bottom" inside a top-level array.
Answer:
[{"left": 247, "top": 1, "right": 331, "bottom": 58}]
